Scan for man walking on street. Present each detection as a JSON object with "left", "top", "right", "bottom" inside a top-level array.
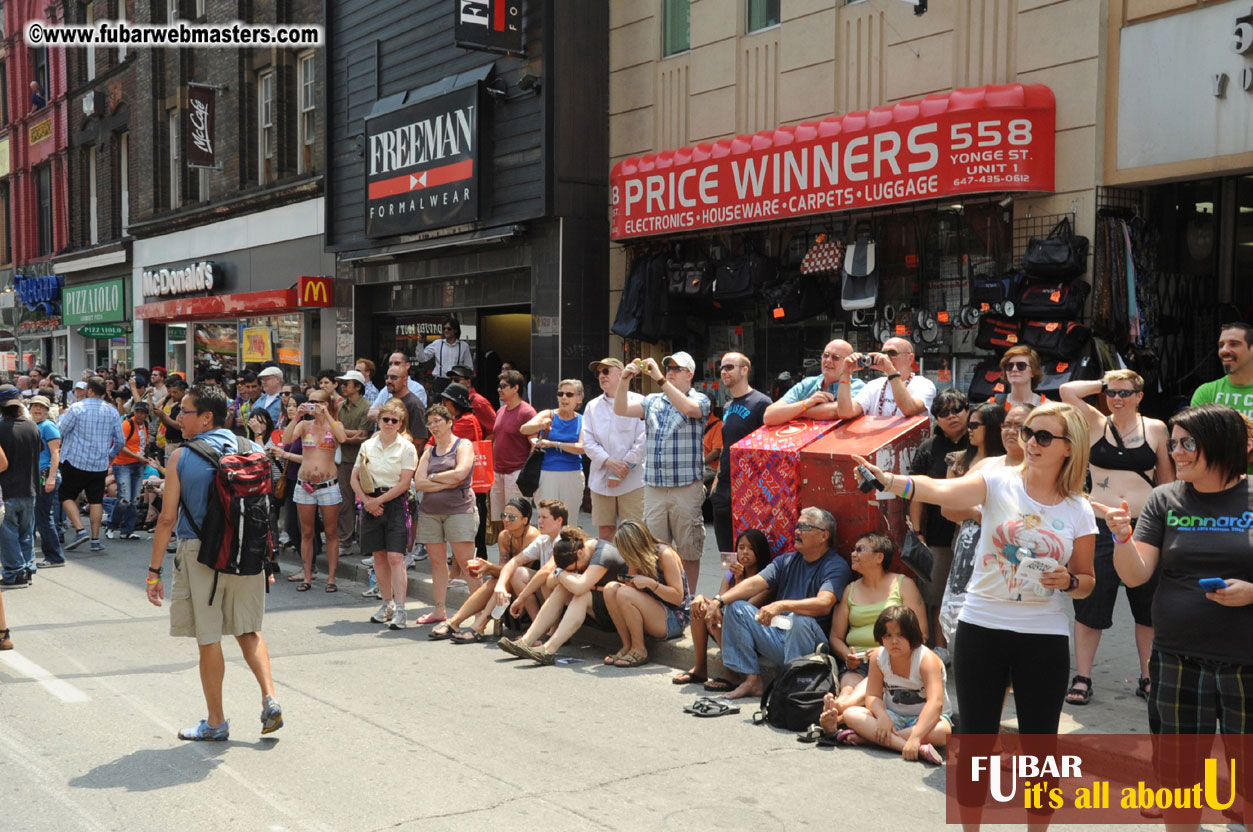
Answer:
[
  {"left": 146, "top": 383, "right": 282, "bottom": 742},
  {"left": 0, "top": 388, "right": 42, "bottom": 587},
  {"left": 58, "top": 376, "right": 125, "bottom": 552},
  {"left": 710, "top": 353, "right": 772, "bottom": 552},
  {"left": 28, "top": 395, "right": 65, "bottom": 568},
  {"left": 334, "top": 369, "right": 371, "bottom": 555},
  {"left": 616, "top": 351, "right": 711, "bottom": 590},
  {"left": 581, "top": 358, "right": 645, "bottom": 541}
]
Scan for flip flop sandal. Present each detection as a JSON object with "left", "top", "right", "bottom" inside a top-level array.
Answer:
[
  {"left": 324, "top": 583, "right": 339, "bottom": 593},
  {"left": 415, "top": 613, "right": 447, "bottom": 626},
  {"left": 834, "top": 729, "right": 864, "bottom": 746},
  {"left": 918, "top": 743, "right": 945, "bottom": 766},
  {"left": 287, "top": 571, "right": 312, "bottom": 582},
  {"left": 428, "top": 623, "right": 457, "bottom": 640},
  {"left": 672, "top": 671, "right": 708, "bottom": 685},
  {"left": 1065, "top": 674, "right": 1093, "bottom": 705},
  {"left": 683, "top": 697, "right": 719, "bottom": 715},
  {"left": 296, "top": 582, "right": 312, "bottom": 592},
  {"left": 689, "top": 698, "right": 741, "bottom": 718},
  {"left": 703, "top": 677, "right": 734, "bottom": 693},
  {"left": 450, "top": 629, "right": 487, "bottom": 644},
  {"left": 798, "top": 724, "right": 832, "bottom": 743}
]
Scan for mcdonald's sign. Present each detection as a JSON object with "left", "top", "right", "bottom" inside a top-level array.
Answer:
[{"left": 298, "top": 276, "right": 333, "bottom": 307}]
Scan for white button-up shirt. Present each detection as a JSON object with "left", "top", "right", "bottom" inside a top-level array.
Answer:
[{"left": 580, "top": 392, "right": 646, "bottom": 496}]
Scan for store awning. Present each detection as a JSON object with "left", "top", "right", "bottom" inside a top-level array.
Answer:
[
  {"left": 609, "top": 84, "right": 1056, "bottom": 241},
  {"left": 135, "top": 276, "right": 334, "bottom": 322}
]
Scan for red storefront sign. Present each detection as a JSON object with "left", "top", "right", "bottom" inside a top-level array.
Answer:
[{"left": 610, "top": 84, "right": 1055, "bottom": 241}]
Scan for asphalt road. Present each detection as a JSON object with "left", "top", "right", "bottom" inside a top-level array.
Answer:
[{"left": 0, "top": 538, "right": 1237, "bottom": 832}]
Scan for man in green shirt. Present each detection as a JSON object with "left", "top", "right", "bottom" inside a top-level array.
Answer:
[
  {"left": 1190, "top": 323, "right": 1253, "bottom": 472},
  {"left": 334, "top": 370, "right": 373, "bottom": 555}
]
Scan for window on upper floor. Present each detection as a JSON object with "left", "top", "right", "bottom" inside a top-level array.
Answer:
[
  {"left": 662, "top": 0, "right": 690, "bottom": 57},
  {"left": 88, "top": 145, "right": 98, "bottom": 244},
  {"left": 167, "top": 0, "right": 178, "bottom": 23},
  {"left": 84, "top": 4, "right": 96, "bottom": 82},
  {"left": 258, "top": 70, "right": 275, "bottom": 184},
  {"left": 118, "top": 131, "right": 129, "bottom": 234},
  {"left": 298, "top": 52, "right": 316, "bottom": 174},
  {"left": 35, "top": 165, "right": 52, "bottom": 256},
  {"left": 746, "top": 0, "right": 780, "bottom": 32},
  {"left": 0, "top": 61, "right": 8, "bottom": 127},
  {"left": 0, "top": 182, "right": 11, "bottom": 266},
  {"left": 31, "top": 48, "right": 48, "bottom": 111},
  {"left": 194, "top": 0, "right": 204, "bottom": 17},
  {"left": 118, "top": 0, "right": 128, "bottom": 62},
  {"left": 168, "top": 109, "right": 181, "bottom": 208}
]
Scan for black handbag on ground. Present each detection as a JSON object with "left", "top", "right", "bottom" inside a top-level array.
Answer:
[
  {"left": 516, "top": 432, "right": 546, "bottom": 498},
  {"left": 1023, "top": 217, "right": 1089, "bottom": 279}
]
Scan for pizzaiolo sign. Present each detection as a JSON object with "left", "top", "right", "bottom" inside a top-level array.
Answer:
[
  {"left": 142, "top": 261, "right": 216, "bottom": 299},
  {"left": 364, "top": 84, "right": 482, "bottom": 238}
]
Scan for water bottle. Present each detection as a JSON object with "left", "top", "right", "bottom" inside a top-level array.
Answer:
[
  {"left": 491, "top": 596, "right": 508, "bottom": 620},
  {"left": 368, "top": 570, "right": 377, "bottom": 591}
]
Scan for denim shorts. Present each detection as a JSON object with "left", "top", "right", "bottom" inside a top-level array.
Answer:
[
  {"left": 889, "top": 710, "right": 952, "bottom": 731},
  {"left": 292, "top": 479, "right": 342, "bottom": 507},
  {"left": 664, "top": 607, "right": 688, "bottom": 640}
]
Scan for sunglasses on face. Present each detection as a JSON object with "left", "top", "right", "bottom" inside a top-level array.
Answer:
[
  {"left": 968, "top": 421, "right": 984, "bottom": 429},
  {"left": 882, "top": 348, "right": 900, "bottom": 357},
  {"left": 500, "top": 512, "right": 522, "bottom": 521},
  {"left": 1019, "top": 425, "right": 1070, "bottom": 447},
  {"left": 1167, "top": 437, "right": 1198, "bottom": 453},
  {"left": 598, "top": 368, "right": 613, "bottom": 376},
  {"left": 665, "top": 365, "right": 683, "bottom": 373},
  {"left": 498, "top": 383, "right": 511, "bottom": 390},
  {"left": 557, "top": 392, "right": 576, "bottom": 398},
  {"left": 1104, "top": 388, "right": 1139, "bottom": 398},
  {"left": 379, "top": 416, "right": 400, "bottom": 424},
  {"left": 851, "top": 545, "right": 878, "bottom": 554},
  {"left": 821, "top": 352, "right": 842, "bottom": 361},
  {"left": 1006, "top": 361, "right": 1031, "bottom": 372},
  {"left": 794, "top": 523, "right": 818, "bottom": 533},
  {"left": 934, "top": 406, "right": 967, "bottom": 418},
  {"left": 720, "top": 364, "right": 745, "bottom": 372}
]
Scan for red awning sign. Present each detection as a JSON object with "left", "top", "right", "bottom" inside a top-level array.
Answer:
[{"left": 609, "top": 84, "right": 1055, "bottom": 240}]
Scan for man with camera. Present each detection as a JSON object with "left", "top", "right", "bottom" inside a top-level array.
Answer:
[
  {"left": 763, "top": 339, "right": 863, "bottom": 426},
  {"left": 836, "top": 337, "right": 935, "bottom": 420}
]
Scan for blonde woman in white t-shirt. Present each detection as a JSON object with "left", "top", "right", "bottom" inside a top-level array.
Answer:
[
  {"left": 854, "top": 402, "right": 1095, "bottom": 828},
  {"left": 352, "top": 399, "right": 418, "bottom": 630}
]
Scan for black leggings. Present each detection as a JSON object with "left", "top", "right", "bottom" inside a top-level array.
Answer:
[{"left": 952, "top": 620, "right": 1070, "bottom": 734}]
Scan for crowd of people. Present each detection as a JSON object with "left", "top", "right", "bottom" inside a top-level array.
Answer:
[{"left": 2, "top": 321, "right": 1251, "bottom": 828}]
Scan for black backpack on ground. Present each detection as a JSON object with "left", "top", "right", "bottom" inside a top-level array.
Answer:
[{"left": 753, "top": 645, "right": 838, "bottom": 731}]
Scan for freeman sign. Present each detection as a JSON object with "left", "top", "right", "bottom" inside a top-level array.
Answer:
[
  {"left": 63, "top": 278, "right": 125, "bottom": 325},
  {"left": 142, "top": 261, "right": 216, "bottom": 299},
  {"left": 365, "top": 84, "right": 482, "bottom": 238}
]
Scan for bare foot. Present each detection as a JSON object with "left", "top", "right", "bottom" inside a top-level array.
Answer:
[{"left": 722, "top": 680, "right": 763, "bottom": 700}]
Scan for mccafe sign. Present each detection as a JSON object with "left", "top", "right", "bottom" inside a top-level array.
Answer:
[
  {"left": 142, "top": 261, "right": 216, "bottom": 299},
  {"left": 364, "top": 84, "right": 483, "bottom": 238}
]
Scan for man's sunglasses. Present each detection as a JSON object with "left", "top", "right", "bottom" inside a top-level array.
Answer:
[
  {"left": 794, "top": 523, "right": 819, "bottom": 533},
  {"left": 1167, "top": 437, "right": 1198, "bottom": 453},
  {"left": 1104, "top": 388, "right": 1139, "bottom": 399},
  {"left": 934, "top": 406, "right": 967, "bottom": 418},
  {"left": 720, "top": 364, "right": 746, "bottom": 372},
  {"left": 1019, "top": 425, "right": 1070, "bottom": 447}
]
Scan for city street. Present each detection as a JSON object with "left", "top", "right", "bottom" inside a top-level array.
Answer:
[{"left": 0, "top": 538, "right": 1232, "bottom": 832}]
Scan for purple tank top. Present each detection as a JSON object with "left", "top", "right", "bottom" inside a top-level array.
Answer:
[{"left": 421, "top": 437, "right": 474, "bottom": 515}]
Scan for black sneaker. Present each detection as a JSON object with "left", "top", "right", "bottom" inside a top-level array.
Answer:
[
  {"left": 0, "top": 575, "right": 29, "bottom": 588},
  {"left": 36, "top": 559, "right": 65, "bottom": 569}
]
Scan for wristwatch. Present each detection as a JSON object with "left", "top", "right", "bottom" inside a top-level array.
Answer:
[
  {"left": 553, "top": 567, "right": 563, "bottom": 577},
  {"left": 712, "top": 594, "right": 723, "bottom": 606},
  {"left": 1061, "top": 572, "right": 1080, "bottom": 593}
]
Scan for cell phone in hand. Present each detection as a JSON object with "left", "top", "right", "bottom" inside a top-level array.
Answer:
[{"left": 1198, "top": 578, "right": 1228, "bottom": 592}]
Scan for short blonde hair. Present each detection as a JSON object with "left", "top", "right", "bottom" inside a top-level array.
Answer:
[
  {"left": 1020, "top": 401, "right": 1091, "bottom": 497},
  {"left": 379, "top": 399, "right": 408, "bottom": 436},
  {"left": 1101, "top": 368, "right": 1144, "bottom": 392}
]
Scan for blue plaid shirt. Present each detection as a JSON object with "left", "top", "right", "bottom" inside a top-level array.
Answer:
[
  {"left": 58, "top": 398, "right": 126, "bottom": 472},
  {"left": 640, "top": 390, "right": 710, "bottom": 488}
]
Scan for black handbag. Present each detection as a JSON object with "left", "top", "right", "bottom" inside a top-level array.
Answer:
[
  {"left": 1021, "top": 319, "right": 1092, "bottom": 359},
  {"left": 967, "top": 358, "right": 1005, "bottom": 402},
  {"left": 974, "top": 314, "right": 1021, "bottom": 352},
  {"left": 516, "top": 432, "right": 546, "bottom": 498},
  {"left": 1015, "top": 277, "right": 1091, "bottom": 320},
  {"left": 1023, "top": 217, "right": 1089, "bottom": 279},
  {"left": 899, "top": 523, "right": 936, "bottom": 588}
]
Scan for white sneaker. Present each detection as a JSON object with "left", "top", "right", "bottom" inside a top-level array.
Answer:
[
  {"left": 361, "top": 555, "right": 374, "bottom": 568},
  {"left": 388, "top": 607, "right": 407, "bottom": 630},
  {"left": 369, "top": 602, "right": 393, "bottom": 624},
  {"left": 362, "top": 585, "right": 381, "bottom": 599},
  {"left": 105, "top": 529, "right": 115, "bottom": 540},
  {"left": 279, "top": 532, "right": 291, "bottom": 546},
  {"left": 448, "top": 578, "right": 467, "bottom": 589}
]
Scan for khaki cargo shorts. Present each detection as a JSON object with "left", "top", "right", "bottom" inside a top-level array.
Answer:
[{"left": 169, "top": 538, "right": 266, "bottom": 646}]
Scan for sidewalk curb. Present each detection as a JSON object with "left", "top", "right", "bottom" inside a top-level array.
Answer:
[{"left": 276, "top": 546, "right": 701, "bottom": 673}]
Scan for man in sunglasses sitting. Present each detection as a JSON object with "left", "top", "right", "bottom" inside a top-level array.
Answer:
[
  {"left": 706, "top": 506, "right": 850, "bottom": 701},
  {"left": 582, "top": 358, "right": 645, "bottom": 541},
  {"left": 837, "top": 337, "right": 935, "bottom": 420}
]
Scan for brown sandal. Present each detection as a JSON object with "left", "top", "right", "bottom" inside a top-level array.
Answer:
[{"left": 296, "top": 582, "right": 312, "bottom": 592}]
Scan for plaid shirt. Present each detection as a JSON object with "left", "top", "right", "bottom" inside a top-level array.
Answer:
[
  {"left": 640, "top": 389, "right": 710, "bottom": 488},
  {"left": 58, "top": 397, "right": 126, "bottom": 472}
]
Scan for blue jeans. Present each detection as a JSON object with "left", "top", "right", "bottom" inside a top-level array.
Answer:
[
  {"left": 110, "top": 462, "right": 145, "bottom": 535},
  {"left": 0, "top": 497, "right": 37, "bottom": 580},
  {"left": 36, "top": 472, "right": 64, "bottom": 562},
  {"left": 719, "top": 600, "right": 828, "bottom": 676}
]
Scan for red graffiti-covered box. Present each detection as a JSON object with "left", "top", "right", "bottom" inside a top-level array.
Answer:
[
  {"left": 730, "top": 419, "right": 840, "bottom": 557},
  {"left": 798, "top": 415, "right": 930, "bottom": 562}
]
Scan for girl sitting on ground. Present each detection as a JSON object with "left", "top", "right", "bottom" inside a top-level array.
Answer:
[
  {"left": 672, "top": 528, "right": 772, "bottom": 692},
  {"left": 820, "top": 605, "right": 950, "bottom": 766},
  {"left": 602, "top": 520, "right": 691, "bottom": 668}
]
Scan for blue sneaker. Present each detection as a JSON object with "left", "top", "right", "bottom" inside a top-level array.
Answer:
[
  {"left": 178, "top": 719, "right": 229, "bottom": 741},
  {"left": 64, "top": 529, "right": 89, "bottom": 550},
  {"left": 260, "top": 696, "right": 283, "bottom": 734},
  {"left": 89, "top": 540, "right": 104, "bottom": 552}
]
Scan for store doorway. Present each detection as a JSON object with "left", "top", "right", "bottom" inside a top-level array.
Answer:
[{"left": 477, "top": 307, "right": 531, "bottom": 406}]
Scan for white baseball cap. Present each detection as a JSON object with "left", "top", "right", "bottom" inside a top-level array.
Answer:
[
  {"left": 335, "top": 370, "right": 367, "bottom": 386},
  {"left": 660, "top": 351, "right": 696, "bottom": 373}
]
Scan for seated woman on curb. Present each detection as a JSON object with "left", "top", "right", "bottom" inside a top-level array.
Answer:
[
  {"left": 430, "top": 498, "right": 540, "bottom": 643},
  {"left": 827, "top": 533, "right": 928, "bottom": 724},
  {"left": 497, "top": 527, "right": 625, "bottom": 665},
  {"left": 602, "top": 520, "right": 691, "bottom": 668},
  {"left": 820, "top": 605, "right": 950, "bottom": 766},
  {"left": 673, "top": 528, "right": 772, "bottom": 691}
]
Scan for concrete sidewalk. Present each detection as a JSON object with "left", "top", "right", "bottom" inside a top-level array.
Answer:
[{"left": 288, "top": 516, "right": 1155, "bottom": 736}]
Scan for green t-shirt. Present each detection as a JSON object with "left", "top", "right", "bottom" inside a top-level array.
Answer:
[{"left": 1191, "top": 377, "right": 1253, "bottom": 473}]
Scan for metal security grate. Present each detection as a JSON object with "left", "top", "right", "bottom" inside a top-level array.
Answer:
[{"left": 1011, "top": 212, "right": 1074, "bottom": 267}]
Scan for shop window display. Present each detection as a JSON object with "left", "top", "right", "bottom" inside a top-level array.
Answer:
[{"left": 194, "top": 322, "right": 238, "bottom": 378}]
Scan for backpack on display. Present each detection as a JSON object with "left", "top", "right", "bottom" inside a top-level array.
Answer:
[
  {"left": 1015, "top": 277, "right": 1091, "bottom": 320},
  {"left": 612, "top": 255, "right": 650, "bottom": 341},
  {"left": 753, "top": 645, "right": 838, "bottom": 731},
  {"left": 841, "top": 224, "right": 878, "bottom": 311},
  {"left": 974, "top": 314, "right": 1021, "bottom": 351},
  {"left": 714, "top": 250, "right": 779, "bottom": 299},
  {"left": 1021, "top": 319, "right": 1092, "bottom": 359},
  {"left": 179, "top": 436, "right": 276, "bottom": 605}
]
